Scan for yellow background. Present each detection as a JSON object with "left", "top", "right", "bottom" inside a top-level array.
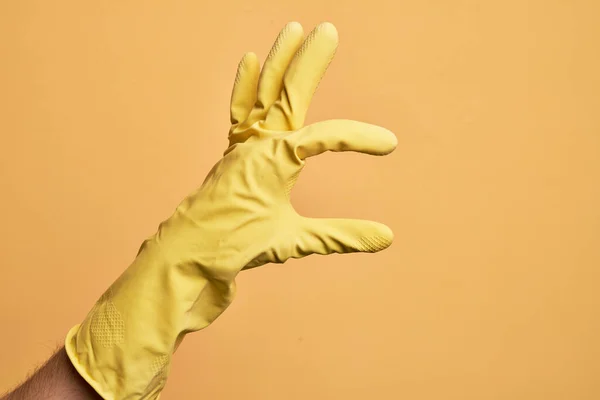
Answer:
[{"left": 1, "top": 1, "right": 599, "bottom": 399}]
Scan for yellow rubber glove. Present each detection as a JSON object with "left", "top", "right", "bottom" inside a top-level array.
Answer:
[{"left": 65, "top": 21, "right": 397, "bottom": 400}]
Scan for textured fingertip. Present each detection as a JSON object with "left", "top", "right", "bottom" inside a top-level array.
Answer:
[
  {"left": 246, "top": 51, "right": 259, "bottom": 63},
  {"left": 234, "top": 57, "right": 245, "bottom": 85},
  {"left": 383, "top": 129, "right": 398, "bottom": 155},
  {"left": 244, "top": 52, "right": 260, "bottom": 71},
  {"left": 315, "top": 21, "right": 339, "bottom": 42},
  {"left": 286, "top": 21, "right": 304, "bottom": 34},
  {"left": 231, "top": 52, "right": 260, "bottom": 125},
  {"left": 368, "top": 126, "right": 398, "bottom": 155},
  {"left": 235, "top": 52, "right": 258, "bottom": 84},
  {"left": 356, "top": 224, "right": 394, "bottom": 253},
  {"left": 296, "top": 21, "right": 339, "bottom": 59},
  {"left": 268, "top": 22, "right": 304, "bottom": 61}
]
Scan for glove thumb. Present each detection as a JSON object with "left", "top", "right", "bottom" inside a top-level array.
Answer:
[{"left": 296, "top": 217, "right": 394, "bottom": 257}]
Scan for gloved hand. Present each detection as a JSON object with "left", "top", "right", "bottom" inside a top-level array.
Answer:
[{"left": 65, "top": 21, "right": 397, "bottom": 400}]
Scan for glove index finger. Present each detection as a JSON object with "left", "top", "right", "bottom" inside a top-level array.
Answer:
[{"left": 292, "top": 119, "right": 398, "bottom": 160}]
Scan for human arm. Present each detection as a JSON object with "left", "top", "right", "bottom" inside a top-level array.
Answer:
[{"left": 1, "top": 347, "right": 101, "bottom": 400}]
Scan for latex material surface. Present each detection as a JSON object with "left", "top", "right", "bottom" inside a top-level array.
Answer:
[{"left": 65, "top": 22, "right": 396, "bottom": 400}]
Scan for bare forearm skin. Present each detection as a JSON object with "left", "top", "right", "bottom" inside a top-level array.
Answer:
[{"left": 1, "top": 346, "right": 102, "bottom": 400}]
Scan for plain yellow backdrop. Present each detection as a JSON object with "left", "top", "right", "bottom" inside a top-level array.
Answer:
[{"left": 1, "top": 0, "right": 599, "bottom": 399}]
